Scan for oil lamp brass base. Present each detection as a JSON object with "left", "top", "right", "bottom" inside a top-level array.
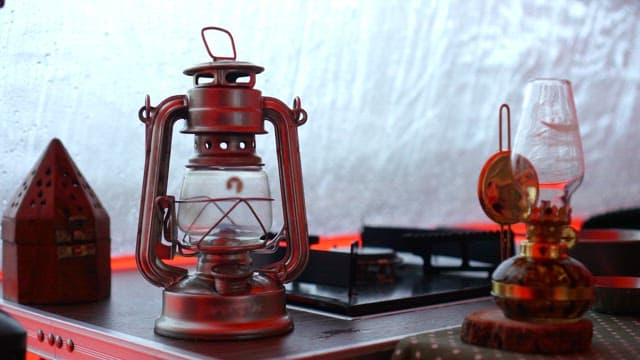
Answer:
[
  {"left": 491, "top": 246, "right": 594, "bottom": 322},
  {"left": 490, "top": 203, "right": 594, "bottom": 322},
  {"left": 155, "top": 273, "right": 292, "bottom": 340}
]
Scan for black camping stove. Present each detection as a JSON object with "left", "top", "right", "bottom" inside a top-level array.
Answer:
[{"left": 254, "top": 226, "right": 509, "bottom": 317}]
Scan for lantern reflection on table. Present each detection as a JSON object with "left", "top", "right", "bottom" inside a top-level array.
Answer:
[{"left": 135, "top": 27, "right": 309, "bottom": 340}]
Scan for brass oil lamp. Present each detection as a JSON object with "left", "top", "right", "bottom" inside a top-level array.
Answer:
[
  {"left": 479, "top": 80, "right": 594, "bottom": 323},
  {"left": 136, "top": 27, "right": 309, "bottom": 340}
]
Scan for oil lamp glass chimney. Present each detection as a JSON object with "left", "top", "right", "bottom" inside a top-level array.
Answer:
[{"left": 511, "top": 78, "right": 585, "bottom": 211}]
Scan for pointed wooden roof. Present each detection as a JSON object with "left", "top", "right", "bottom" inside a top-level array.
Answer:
[{"left": 2, "top": 138, "right": 109, "bottom": 244}]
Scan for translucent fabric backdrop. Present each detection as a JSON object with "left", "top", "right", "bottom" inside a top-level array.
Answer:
[{"left": 1, "top": 0, "right": 639, "bottom": 257}]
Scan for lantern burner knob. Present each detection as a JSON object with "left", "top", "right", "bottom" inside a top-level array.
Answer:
[{"left": 211, "top": 264, "right": 252, "bottom": 296}]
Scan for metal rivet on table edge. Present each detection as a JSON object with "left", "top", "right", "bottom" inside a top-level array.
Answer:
[
  {"left": 36, "top": 329, "right": 45, "bottom": 342},
  {"left": 47, "top": 333, "right": 55, "bottom": 346},
  {"left": 66, "top": 339, "right": 75, "bottom": 352},
  {"left": 55, "top": 335, "right": 63, "bottom": 348}
]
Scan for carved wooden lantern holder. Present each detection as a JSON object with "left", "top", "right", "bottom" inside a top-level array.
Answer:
[{"left": 2, "top": 138, "right": 110, "bottom": 304}]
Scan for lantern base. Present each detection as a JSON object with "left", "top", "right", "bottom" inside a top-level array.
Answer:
[{"left": 154, "top": 273, "right": 292, "bottom": 340}]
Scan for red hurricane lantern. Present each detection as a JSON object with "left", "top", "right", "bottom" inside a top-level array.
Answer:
[{"left": 136, "top": 27, "right": 309, "bottom": 340}]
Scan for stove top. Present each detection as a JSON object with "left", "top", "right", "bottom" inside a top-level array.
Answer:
[
  {"left": 285, "top": 264, "right": 491, "bottom": 317},
  {"left": 254, "top": 226, "right": 508, "bottom": 317}
]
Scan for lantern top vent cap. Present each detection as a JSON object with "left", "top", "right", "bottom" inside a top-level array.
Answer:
[{"left": 183, "top": 61, "right": 264, "bottom": 76}]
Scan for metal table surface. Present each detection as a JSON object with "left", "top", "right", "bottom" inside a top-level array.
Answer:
[{"left": 0, "top": 269, "right": 493, "bottom": 359}]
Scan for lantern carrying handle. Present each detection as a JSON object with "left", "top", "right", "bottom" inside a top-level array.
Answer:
[{"left": 201, "top": 26, "right": 237, "bottom": 61}]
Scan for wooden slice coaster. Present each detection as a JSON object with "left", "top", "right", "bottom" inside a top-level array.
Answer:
[{"left": 460, "top": 308, "right": 592, "bottom": 355}]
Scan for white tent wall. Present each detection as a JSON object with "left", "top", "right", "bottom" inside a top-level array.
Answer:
[{"left": 1, "top": 0, "right": 639, "bottom": 258}]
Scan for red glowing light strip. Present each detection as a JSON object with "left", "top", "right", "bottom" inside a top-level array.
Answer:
[{"left": 0, "top": 218, "right": 584, "bottom": 281}]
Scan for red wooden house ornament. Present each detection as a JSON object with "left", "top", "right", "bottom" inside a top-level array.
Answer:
[{"left": 2, "top": 138, "right": 110, "bottom": 304}]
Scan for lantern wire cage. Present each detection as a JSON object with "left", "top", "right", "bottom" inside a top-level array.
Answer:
[{"left": 172, "top": 195, "right": 278, "bottom": 256}]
